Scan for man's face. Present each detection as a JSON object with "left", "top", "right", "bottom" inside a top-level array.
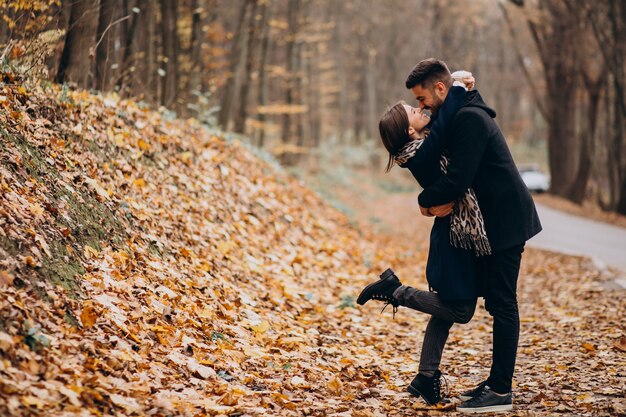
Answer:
[{"left": 410, "top": 82, "right": 447, "bottom": 115}]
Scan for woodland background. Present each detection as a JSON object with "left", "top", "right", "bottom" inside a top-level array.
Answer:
[{"left": 1, "top": 0, "right": 626, "bottom": 211}]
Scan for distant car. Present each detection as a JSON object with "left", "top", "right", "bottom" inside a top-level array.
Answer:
[{"left": 519, "top": 165, "right": 550, "bottom": 193}]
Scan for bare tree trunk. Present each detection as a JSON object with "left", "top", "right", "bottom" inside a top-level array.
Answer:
[
  {"left": 188, "top": 0, "right": 213, "bottom": 101},
  {"left": 307, "top": 43, "right": 321, "bottom": 148},
  {"left": 95, "top": 0, "right": 116, "bottom": 91},
  {"left": 584, "top": 0, "right": 626, "bottom": 212},
  {"left": 114, "top": 1, "right": 140, "bottom": 95},
  {"left": 525, "top": 1, "right": 580, "bottom": 198},
  {"left": 256, "top": 0, "right": 272, "bottom": 147},
  {"left": 332, "top": 2, "right": 346, "bottom": 140},
  {"left": 569, "top": 72, "right": 605, "bottom": 203},
  {"left": 218, "top": 0, "right": 251, "bottom": 130},
  {"left": 352, "top": 46, "right": 366, "bottom": 142},
  {"left": 159, "top": 0, "right": 179, "bottom": 109},
  {"left": 366, "top": 47, "right": 377, "bottom": 141},
  {"left": 281, "top": 0, "right": 300, "bottom": 151},
  {"left": 56, "top": 0, "right": 99, "bottom": 87},
  {"left": 124, "top": 1, "right": 157, "bottom": 103},
  {"left": 295, "top": 41, "right": 305, "bottom": 149},
  {"left": 233, "top": 0, "right": 260, "bottom": 134}
]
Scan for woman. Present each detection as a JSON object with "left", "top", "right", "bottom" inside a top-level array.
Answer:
[{"left": 357, "top": 73, "right": 488, "bottom": 405}]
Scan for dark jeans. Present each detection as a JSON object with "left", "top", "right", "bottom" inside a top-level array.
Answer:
[
  {"left": 393, "top": 286, "right": 476, "bottom": 376},
  {"left": 477, "top": 244, "right": 524, "bottom": 393}
]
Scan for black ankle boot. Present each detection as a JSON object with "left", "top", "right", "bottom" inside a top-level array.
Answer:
[
  {"left": 356, "top": 268, "right": 402, "bottom": 311},
  {"left": 406, "top": 370, "right": 446, "bottom": 405}
]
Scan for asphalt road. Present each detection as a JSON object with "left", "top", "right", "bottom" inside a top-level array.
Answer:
[{"left": 528, "top": 203, "right": 626, "bottom": 281}]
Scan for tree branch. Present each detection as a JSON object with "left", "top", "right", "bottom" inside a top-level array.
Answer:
[
  {"left": 497, "top": 1, "right": 548, "bottom": 120},
  {"left": 94, "top": 14, "right": 131, "bottom": 51}
]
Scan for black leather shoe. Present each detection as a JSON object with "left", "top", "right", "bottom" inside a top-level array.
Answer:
[
  {"left": 406, "top": 370, "right": 446, "bottom": 405},
  {"left": 356, "top": 268, "right": 401, "bottom": 312}
]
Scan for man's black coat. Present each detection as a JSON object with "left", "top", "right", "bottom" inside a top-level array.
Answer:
[{"left": 415, "top": 90, "right": 542, "bottom": 253}]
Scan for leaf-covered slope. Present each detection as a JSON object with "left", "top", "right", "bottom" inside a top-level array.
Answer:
[
  {"left": 0, "top": 83, "right": 419, "bottom": 416},
  {"left": 0, "top": 83, "right": 624, "bottom": 417}
]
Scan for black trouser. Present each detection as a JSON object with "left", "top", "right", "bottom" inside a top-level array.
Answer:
[
  {"left": 393, "top": 286, "right": 476, "bottom": 376},
  {"left": 477, "top": 244, "right": 524, "bottom": 393}
]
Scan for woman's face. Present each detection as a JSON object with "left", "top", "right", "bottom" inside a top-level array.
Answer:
[{"left": 403, "top": 104, "right": 430, "bottom": 133}]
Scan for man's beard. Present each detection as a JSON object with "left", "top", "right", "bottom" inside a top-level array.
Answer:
[{"left": 430, "top": 94, "right": 444, "bottom": 116}]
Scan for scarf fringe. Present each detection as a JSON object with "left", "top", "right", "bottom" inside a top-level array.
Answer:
[{"left": 450, "top": 229, "right": 492, "bottom": 257}]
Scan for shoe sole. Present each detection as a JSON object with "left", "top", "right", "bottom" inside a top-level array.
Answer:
[
  {"left": 356, "top": 279, "right": 383, "bottom": 305},
  {"left": 356, "top": 269, "right": 397, "bottom": 305},
  {"left": 406, "top": 385, "right": 434, "bottom": 406},
  {"left": 457, "top": 404, "right": 513, "bottom": 413}
]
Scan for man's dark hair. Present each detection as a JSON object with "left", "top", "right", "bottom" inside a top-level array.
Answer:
[{"left": 405, "top": 58, "right": 452, "bottom": 89}]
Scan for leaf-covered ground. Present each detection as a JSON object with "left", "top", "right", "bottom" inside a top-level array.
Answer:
[{"left": 0, "top": 81, "right": 624, "bottom": 416}]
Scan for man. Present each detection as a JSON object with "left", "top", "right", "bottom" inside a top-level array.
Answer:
[{"left": 406, "top": 58, "right": 542, "bottom": 413}]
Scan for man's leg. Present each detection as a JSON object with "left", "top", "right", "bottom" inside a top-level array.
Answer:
[{"left": 483, "top": 244, "right": 524, "bottom": 393}]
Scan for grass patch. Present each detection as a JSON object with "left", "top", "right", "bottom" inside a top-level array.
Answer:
[{"left": 0, "top": 128, "right": 129, "bottom": 296}]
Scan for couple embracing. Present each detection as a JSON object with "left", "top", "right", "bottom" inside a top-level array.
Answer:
[{"left": 357, "top": 58, "right": 542, "bottom": 413}]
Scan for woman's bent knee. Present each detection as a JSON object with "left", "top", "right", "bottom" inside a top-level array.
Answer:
[{"left": 454, "top": 300, "right": 477, "bottom": 324}]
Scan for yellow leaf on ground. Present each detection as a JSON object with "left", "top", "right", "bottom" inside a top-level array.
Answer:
[
  {"left": 83, "top": 245, "right": 99, "bottom": 259},
  {"left": 328, "top": 376, "right": 343, "bottom": 394},
  {"left": 251, "top": 320, "right": 270, "bottom": 334},
  {"left": 138, "top": 139, "right": 151, "bottom": 151},
  {"left": 582, "top": 342, "right": 596, "bottom": 352},
  {"left": 80, "top": 302, "right": 98, "bottom": 328}
]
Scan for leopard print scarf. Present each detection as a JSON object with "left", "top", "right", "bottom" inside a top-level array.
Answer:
[{"left": 395, "top": 139, "right": 492, "bottom": 256}]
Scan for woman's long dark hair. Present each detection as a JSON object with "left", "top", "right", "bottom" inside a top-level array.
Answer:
[{"left": 379, "top": 101, "right": 411, "bottom": 172}]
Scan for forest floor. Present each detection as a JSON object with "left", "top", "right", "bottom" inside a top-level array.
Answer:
[{"left": 0, "top": 80, "right": 624, "bottom": 416}]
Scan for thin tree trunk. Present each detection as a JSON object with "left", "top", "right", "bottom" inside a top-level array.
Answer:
[
  {"left": 580, "top": 0, "right": 626, "bottom": 211},
  {"left": 144, "top": 1, "right": 157, "bottom": 103},
  {"left": 218, "top": 0, "right": 251, "bottom": 130},
  {"left": 281, "top": 0, "right": 300, "bottom": 162},
  {"left": 233, "top": 0, "right": 260, "bottom": 134},
  {"left": 56, "top": 0, "right": 99, "bottom": 87},
  {"left": 569, "top": 73, "right": 605, "bottom": 203},
  {"left": 307, "top": 43, "right": 321, "bottom": 148},
  {"left": 526, "top": 2, "right": 580, "bottom": 198},
  {"left": 366, "top": 47, "right": 377, "bottom": 141},
  {"left": 159, "top": 0, "right": 179, "bottom": 109},
  {"left": 256, "top": 0, "right": 272, "bottom": 147},
  {"left": 114, "top": 0, "right": 140, "bottom": 95},
  {"left": 95, "top": 0, "right": 116, "bottom": 91},
  {"left": 126, "top": 1, "right": 157, "bottom": 103},
  {"left": 188, "top": 0, "right": 213, "bottom": 103},
  {"left": 333, "top": 3, "right": 346, "bottom": 141},
  {"left": 353, "top": 40, "right": 367, "bottom": 142},
  {"left": 295, "top": 41, "right": 305, "bottom": 149},
  {"left": 0, "top": 4, "right": 15, "bottom": 45},
  {"left": 499, "top": 1, "right": 548, "bottom": 120}
]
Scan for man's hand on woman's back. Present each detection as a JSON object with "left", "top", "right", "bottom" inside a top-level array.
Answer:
[{"left": 420, "top": 202, "right": 455, "bottom": 217}]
